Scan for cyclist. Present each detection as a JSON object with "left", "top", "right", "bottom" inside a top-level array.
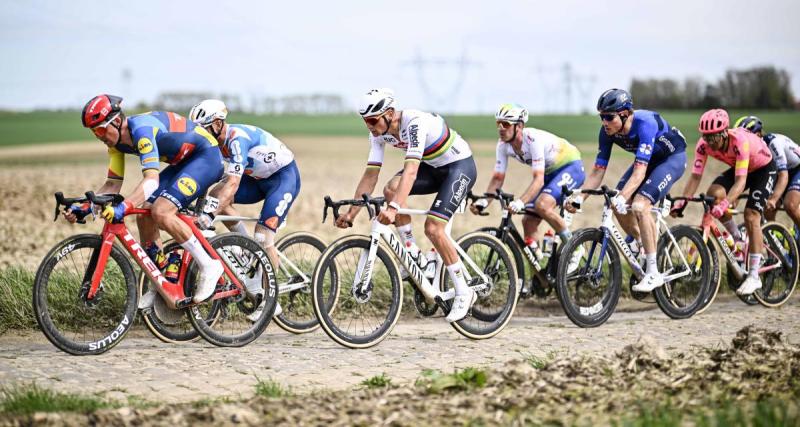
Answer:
[
  {"left": 334, "top": 88, "right": 478, "bottom": 322},
  {"left": 69, "top": 94, "right": 225, "bottom": 309},
  {"left": 671, "top": 109, "right": 776, "bottom": 295},
  {"left": 189, "top": 99, "right": 301, "bottom": 320},
  {"left": 567, "top": 89, "right": 687, "bottom": 293},
  {"left": 735, "top": 115, "right": 800, "bottom": 227},
  {"left": 471, "top": 103, "right": 585, "bottom": 267}
]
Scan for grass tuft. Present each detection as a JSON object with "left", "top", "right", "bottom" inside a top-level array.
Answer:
[
  {"left": 0, "top": 383, "right": 115, "bottom": 415},
  {"left": 360, "top": 373, "right": 392, "bottom": 389},
  {"left": 254, "top": 377, "right": 292, "bottom": 398}
]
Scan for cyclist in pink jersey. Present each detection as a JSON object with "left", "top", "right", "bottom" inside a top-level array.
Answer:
[{"left": 671, "top": 109, "right": 776, "bottom": 295}]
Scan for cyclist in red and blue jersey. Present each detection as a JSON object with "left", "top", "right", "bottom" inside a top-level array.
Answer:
[
  {"left": 568, "top": 89, "right": 687, "bottom": 293},
  {"left": 189, "top": 99, "right": 301, "bottom": 320},
  {"left": 68, "top": 95, "right": 225, "bottom": 309}
]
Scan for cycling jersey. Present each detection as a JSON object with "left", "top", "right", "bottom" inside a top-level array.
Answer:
[
  {"left": 764, "top": 133, "right": 800, "bottom": 171},
  {"left": 692, "top": 128, "right": 773, "bottom": 176},
  {"left": 595, "top": 110, "right": 686, "bottom": 169},
  {"left": 107, "top": 111, "right": 218, "bottom": 180},
  {"left": 494, "top": 128, "right": 582, "bottom": 175},
  {"left": 366, "top": 109, "right": 472, "bottom": 169},
  {"left": 221, "top": 124, "right": 294, "bottom": 179}
]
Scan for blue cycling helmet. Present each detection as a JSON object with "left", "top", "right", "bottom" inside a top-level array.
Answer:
[
  {"left": 596, "top": 88, "right": 633, "bottom": 112},
  {"left": 734, "top": 115, "right": 763, "bottom": 135}
]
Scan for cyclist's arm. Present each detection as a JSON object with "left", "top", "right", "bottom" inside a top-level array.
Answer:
[
  {"left": 726, "top": 138, "right": 750, "bottom": 204},
  {"left": 770, "top": 170, "right": 788, "bottom": 204},
  {"left": 213, "top": 138, "right": 248, "bottom": 210},
  {"left": 125, "top": 169, "right": 160, "bottom": 207},
  {"left": 389, "top": 160, "right": 419, "bottom": 207},
  {"left": 583, "top": 134, "right": 612, "bottom": 202},
  {"left": 345, "top": 167, "right": 380, "bottom": 217},
  {"left": 209, "top": 173, "right": 241, "bottom": 210},
  {"left": 618, "top": 163, "right": 647, "bottom": 200},
  {"left": 484, "top": 142, "right": 509, "bottom": 206},
  {"left": 680, "top": 173, "right": 702, "bottom": 198},
  {"left": 97, "top": 179, "right": 123, "bottom": 195},
  {"left": 483, "top": 172, "right": 505, "bottom": 207},
  {"left": 518, "top": 169, "right": 545, "bottom": 204}
]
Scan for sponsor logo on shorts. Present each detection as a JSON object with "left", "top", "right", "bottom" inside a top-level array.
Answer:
[
  {"left": 137, "top": 138, "right": 153, "bottom": 154},
  {"left": 450, "top": 173, "right": 471, "bottom": 206},
  {"left": 264, "top": 216, "right": 279, "bottom": 229},
  {"left": 176, "top": 176, "right": 197, "bottom": 196},
  {"left": 657, "top": 173, "right": 673, "bottom": 191}
]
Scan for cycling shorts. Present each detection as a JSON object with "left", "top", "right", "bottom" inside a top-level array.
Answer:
[
  {"left": 524, "top": 160, "right": 585, "bottom": 214},
  {"left": 401, "top": 156, "right": 477, "bottom": 221},
  {"left": 712, "top": 160, "right": 777, "bottom": 213},
  {"left": 234, "top": 161, "right": 301, "bottom": 231},
  {"left": 147, "top": 146, "right": 224, "bottom": 209},
  {"left": 617, "top": 151, "right": 686, "bottom": 204}
]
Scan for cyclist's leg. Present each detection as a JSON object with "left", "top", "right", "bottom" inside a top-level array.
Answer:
[
  {"left": 743, "top": 162, "right": 777, "bottom": 281},
  {"left": 534, "top": 160, "right": 585, "bottom": 240},
  {"left": 784, "top": 168, "right": 800, "bottom": 226},
  {"left": 385, "top": 163, "right": 439, "bottom": 247},
  {"left": 253, "top": 161, "right": 301, "bottom": 269},
  {"left": 614, "top": 163, "right": 641, "bottom": 241},
  {"left": 708, "top": 168, "right": 742, "bottom": 240},
  {"left": 139, "top": 165, "right": 181, "bottom": 258},
  {"left": 631, "top": 152, "right": 686, "bottom": 285}
]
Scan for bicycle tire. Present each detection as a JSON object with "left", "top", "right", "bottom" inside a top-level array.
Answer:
[
  {"left": 477, "top": 227, "right": 528, "bottom": 298},
  {"left": 33, "top": 234, "right": 137, "bottom": 355},
  {"left": 695, "top": 228, "right": 722, "bottom": 314},
  {"left": 653, "top": 225, "right": 712, "bottom": 319},
  {"left": 754, "top": 222, "right": 799, "bottom": 307},
  {"left": 441, "top": 231, "right": 519, "bottom": 339},
  {"left": 555, "top": 227, "right": 621, "bottom": 328},
  {"left": 311, "top": 234, "right": 402, "bottom": 349},
  {"left": 273, "top": 231, "right": 334, "bottom": 334},
  {"left": 187, "top": 233, "right": 278, "bottom": 347}
]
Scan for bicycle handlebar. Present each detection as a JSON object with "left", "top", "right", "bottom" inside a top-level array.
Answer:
[
  {"left": 323, "top": 194, "right": 386, "bottom": 225},
  {"left": 665, "top": 193, "right": 716, "bottom": 217}
]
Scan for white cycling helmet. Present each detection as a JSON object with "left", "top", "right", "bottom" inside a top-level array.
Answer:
[
  {"left": 189, "top": 99, "right": 228, "bottom": 127},
  {"left": 358, "top": 88, "right": 395, "bottom": 118},
  {"left": 495, "top": 103, "right": 529, "bottom": 124}
]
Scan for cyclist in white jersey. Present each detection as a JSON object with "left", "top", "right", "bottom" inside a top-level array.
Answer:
[
  {"left": 736, "top": 116, "right": 800, "bottom": 225},
  {"left": 471, "top": 104, "right": 585, "bottom": 262},
  {"left": 334, "top": 88, "right": 478, "bottom": 322},
  {"left": 188, "top": 99, "right": 302, "bottom": 319}
]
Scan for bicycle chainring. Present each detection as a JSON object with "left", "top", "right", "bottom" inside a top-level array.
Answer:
[{"left": 413, "top": 289, "right": 438, "bottom": 317}]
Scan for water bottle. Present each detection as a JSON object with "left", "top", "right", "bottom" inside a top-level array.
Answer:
[
  {"left": 542, "top": 230, "right": 555, "bottom": 256},
  {"left": 144, "top": 242, "right": 167, "bottom": 270},
  {"left": 406, "top": 241, "right": 425, "bottom": 268},
  {"left": 722, "top": 231, "right": 736, "bottom": 251},
  {"left": 424, "top": 248, "right": 438, "bottom": 279},
  {"left": 524, "top": 237, "right": 543, "bottom": 271},
  {"left": 164, "top": 251, "right": 182, "bottom": 283}
]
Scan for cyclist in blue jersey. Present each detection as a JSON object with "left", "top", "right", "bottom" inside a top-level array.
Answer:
[
  {"left": 67, "top": 95, "right": 225, "bottom": 309},
  {"left": 567, "top": 89, "right": 687, "bottom": 292},
  {"left": 189, "top": 99, "right": 301, "bottom": 319}
]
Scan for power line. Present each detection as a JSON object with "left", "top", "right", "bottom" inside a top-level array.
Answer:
[{"left": 402, "top": 49, "right": 482, "bottom": 113}]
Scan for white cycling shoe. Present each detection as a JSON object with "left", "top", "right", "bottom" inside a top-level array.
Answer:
[
  {"left": 567, "top": 245, "right": 585, "bottom": 274},
  {"left": 632, "top": 272, "right": 665, "bottom": 293},
  {"left": 192, "top": 260, "right": 224, "bottom": 303},
  {"left": 446, "top": 289, "right": 477, "bottom": 323},
  {"left": 244, "top": 270, "right": 265, "bottom": 300},
  {"left": 247, "top": 300, "right": 282, "bottom": 323},
  {"left": 736, "top": 276, "right": 762, "bottom": 295},
  {"left": 138, "top": 284, "right": 158, "bottom": 310}
]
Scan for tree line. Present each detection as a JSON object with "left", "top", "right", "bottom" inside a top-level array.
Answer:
[{"left": 630, "top": 66, "right": 796, "bottom": 110}]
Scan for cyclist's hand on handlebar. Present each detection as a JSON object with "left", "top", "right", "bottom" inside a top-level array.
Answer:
[
  {"left": 101, "top": 201, "right": 130, "bottom": 223},
  {"left": 611, "top": 194, "right": 628, "bottom": 215},
  {"left": 710, "top": 199, "right": 730, "bottom": 219},
  {"left": 669, "top": 199, "right": 687, "bottom": 217},
  {"left": 63, "top": 203, "right": 90, "bottom": 224},
  {"left": 334, "top": 211, "right": 355, "bottom": 229},
  {"left": 377, "top": 206, "right": 396, "bottom": 225},
  {"left": 469, "top": 198, "right": 488, "bottom": 215},
  {"left": 564, "top": 195, "right": 582, "bottom": 213},
  {"left": 765, "top": 198, "right": 778, "bottom": 213},
  {"left": 508, "top": 199, "right": 525, "bottom": 214}
]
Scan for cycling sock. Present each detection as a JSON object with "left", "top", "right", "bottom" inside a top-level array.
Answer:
[
  {"left": 396, "top": 224, "right": 416, "bottom": 246},
  {"left": 229, "top": 221, "right": 249, "bottom": 235},
  {"left": 723, "top": 219, "right": 742, "bottom": 241},
  {"left": 557, "top": 229, "right": 572, "bottom": 242},
  {"left": 748, "top": 254, "right": 762, "bottom": 279},
  {"left": 181, "top": 235, "right": 214, "bottom": 269},
  {"left": 645, "top": 253, "right": 658, "bottom": 275},
  {"left": 446, "top": 261, "right": 469, "bottom": 295}
]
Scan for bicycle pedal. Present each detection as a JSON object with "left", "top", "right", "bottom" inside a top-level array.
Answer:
[{"left": 175, "top": 297, "right": 193, "bottom": 309}]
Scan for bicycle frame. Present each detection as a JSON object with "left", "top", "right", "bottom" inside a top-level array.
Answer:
[
  {"left": 211, "top": 215, "right": 311, "bottom": 295},
  {"left": 354, "top": 207, "right": 490, "bottom": 305},
  {"left": 86, "top": 208, "right": 245, "bottom": 309}
]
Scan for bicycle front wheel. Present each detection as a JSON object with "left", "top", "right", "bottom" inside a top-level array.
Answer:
[
  {"left": 755, "top": 222, "right": 799, "bottom": 307},
  {"left": 312, "top": 235, "right": 402, "bottom": 349},
  {"left": 441, "top": 232, "right": 518, "bottom": 339},
  {"left": 273, "top": 232, "right": 333, "bottom": 334},
  {"left": 555, "top": 228, "right": 621, "bottom": 328},
  {"left": 187, "top": 233, "right": 278, "bottom": 347},
  {"left": 33, "top": 234, "right": 137, "bottom": 355},
  {"left": 695, "top": 229, "right": 722, "bottom": 314},
  {"left": 653, "top": 225, "right": 712, "bottom": 319}
]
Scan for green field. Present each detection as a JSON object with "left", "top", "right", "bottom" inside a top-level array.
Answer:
[{"left": 2, "top": 109, "right": 799, "bottom": 147}]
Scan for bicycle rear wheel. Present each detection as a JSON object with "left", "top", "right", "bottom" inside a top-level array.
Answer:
[
  {"left": 754, "top": 222, "right": 799, "bottom": 307},
  {"left": 653, "top": 225, "right": 711, "bottom": 319},
  {"left": 33, "top": 234, "right": 137, "bottom": 355},
  {"left": 187, "top": 233, "right": 278, "bottom": 347},
  {"left": 441, "top": 232, "right": 518, "bottom": 339},
  {"left": 312, "top": 235, "right": 402, "bottom": 349},
  {"left": 695, "top": 229, "right": 722, "bottom": 314},
  {"left": 555, "top": 228, "right": 621, "bottom": 328},
  {"left": 477, "top": 227, "right": 528, "bottom": 298},
  {"left": 273, "top": 232, "right": 334, "bottom": 334}
]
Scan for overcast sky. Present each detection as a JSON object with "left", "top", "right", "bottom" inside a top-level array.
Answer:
[{"left": 1, "top": 0, "right": 798, "bottom": 113}]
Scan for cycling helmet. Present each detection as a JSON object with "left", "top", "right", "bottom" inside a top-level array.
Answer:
[
  {"left": 734, "top": 115, "right": 763, "bottom": 134},
  {"left": 495, "top": 103, "right": 529, "bottom": 124},
  {"left": 698, "top": 109, "right": 730, "bottom": 134},
  {"left": 189, "top": 99, "right": 228, "bottom": 127},
  {"left": 596, "top": 89, "right": 633, "bottom": 112},
  {"left": 358, "top": 88, "right": 395, "bottom": 117},
  {"left": 82, "top": 94, "right": 123, "bottom": 128}
]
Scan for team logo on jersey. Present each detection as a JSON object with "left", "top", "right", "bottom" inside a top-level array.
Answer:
[
  {"left": 138, "top": 138, "right": 154, "bottom": 154},
  {"left": 176, "top": 176, "right": 197, "bottom": 196}
]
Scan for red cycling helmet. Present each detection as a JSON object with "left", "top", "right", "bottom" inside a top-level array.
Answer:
[
  {"left": 81, "top": 94, "right": 123, "bottom": 128},
  {"left": 698, "top": 108, "right": 729, "bottom": 135}
]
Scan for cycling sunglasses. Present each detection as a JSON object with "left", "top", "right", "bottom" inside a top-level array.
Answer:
[
  {"left": 91, "top": 113, "right": 120, "bottom": 138},
  {"left": 363, "top": 115, "right": 385, "bottom": 126},
  {"left": 701, "top": 132, "right": 726, "bottom": 143},
  {"left": 599, "top": 113, "right": 618, "bottom": 122},
  {"left": 496, "top": 120, "right": 514, "bottom": 129}
]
